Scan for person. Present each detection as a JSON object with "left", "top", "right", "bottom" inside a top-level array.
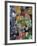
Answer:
[{"left": 15, "top": 7, "right": 32, "bottom": 39}]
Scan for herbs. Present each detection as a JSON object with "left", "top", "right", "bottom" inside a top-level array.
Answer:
[{"left": 16, "top": 16, "right": 32, "bottom": 27}]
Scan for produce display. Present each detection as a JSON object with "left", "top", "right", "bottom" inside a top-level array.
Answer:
[{"left": 10, "top": 6, "right": 32, "bottom": 40}]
